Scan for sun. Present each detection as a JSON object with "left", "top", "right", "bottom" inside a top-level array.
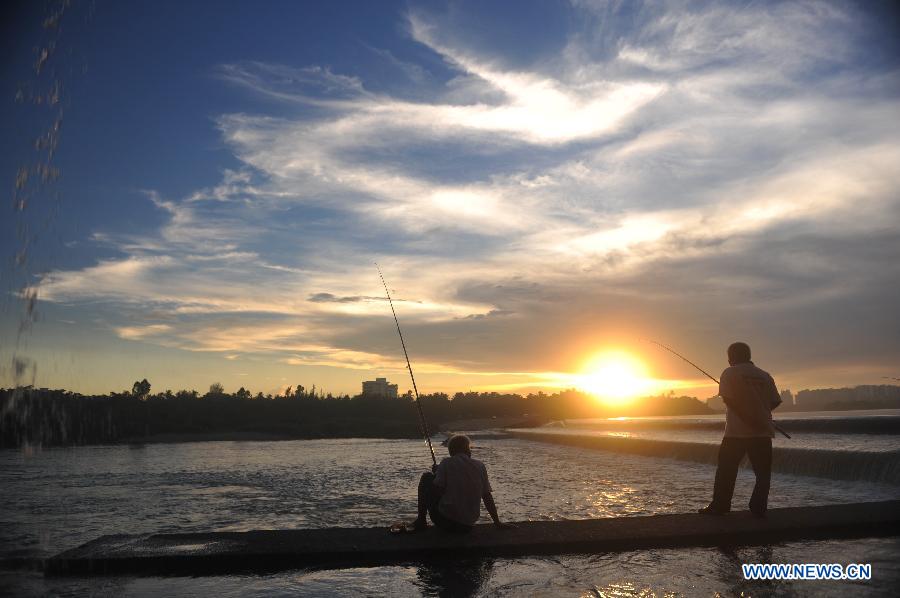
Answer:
[{"left": 577, "top": 351, "right": 654, "bottom": 405}]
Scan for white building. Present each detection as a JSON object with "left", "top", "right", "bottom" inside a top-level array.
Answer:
[{"left": 362, "top": 377, "right": 398, "bottom": 399}]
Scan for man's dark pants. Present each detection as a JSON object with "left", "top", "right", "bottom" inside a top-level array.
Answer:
[
  {"left": 418, "top": 472, "right": 472, "bottom": 533},
  {"left": 710, "top": 436, "right": 772, "bottom": 514}
]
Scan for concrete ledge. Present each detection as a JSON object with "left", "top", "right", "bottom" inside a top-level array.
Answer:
[
  {"left": 46, "top": 500, "right": 900, "bottom": 576},
  {"left": 507, "top": 430, "right": 900, "bottom": 485}
]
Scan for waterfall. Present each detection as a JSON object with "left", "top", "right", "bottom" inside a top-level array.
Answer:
[{"left": 509, "top": 430, "right": 900, "bottom": 485}]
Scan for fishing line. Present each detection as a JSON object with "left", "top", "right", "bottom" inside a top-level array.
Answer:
[{"left": 376, "top": 263, "right": 437, "bottom": 467}]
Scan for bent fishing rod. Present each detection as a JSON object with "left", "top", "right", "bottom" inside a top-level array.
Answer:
[
  {"left": 644, "top": 339, "right": 791, "bottom": 439},
  {"left": 376, "top": 263, "right": 437, "bottom": 467}
]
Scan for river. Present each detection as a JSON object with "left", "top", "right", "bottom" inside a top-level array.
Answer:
[{"left": 2, "top": 413, "right": 899, "bottom": 596}]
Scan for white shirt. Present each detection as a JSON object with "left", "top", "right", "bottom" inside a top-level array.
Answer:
[
  {"left": 719, "top": 361, "right": 782, "bottom": 438},
  {"left": 433, "top": 453, "right": 492, "bottom": 526}
]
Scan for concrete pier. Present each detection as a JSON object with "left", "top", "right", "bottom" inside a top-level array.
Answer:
[{"left": 46, "top": 500, "right": 900, "bottom": 576}]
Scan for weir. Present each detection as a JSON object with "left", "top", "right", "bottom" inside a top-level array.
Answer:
[
  {"left": 46, "top": 501, "right": 900, "bottom": 576},
  {"left": 556, "top": 413, "right": 900, "bottom": 435},
  {"left": 508, "top": 430, "right": 900, "bottom": 485}
]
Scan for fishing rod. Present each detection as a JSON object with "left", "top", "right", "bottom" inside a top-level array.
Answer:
[
  {"left": 644, "top": 339, "right": 791, "bottom": 439},
  {"left": 376, "top": 263, "right": 437, "bottom": 467}
]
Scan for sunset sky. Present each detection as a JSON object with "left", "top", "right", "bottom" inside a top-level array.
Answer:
[{"left": 2, "top": 0, "right": 899, "bottom": 399}]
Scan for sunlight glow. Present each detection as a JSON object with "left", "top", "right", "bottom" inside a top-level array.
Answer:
[{"left": 577, "top": 351, "right": 656, "bottom": 405}]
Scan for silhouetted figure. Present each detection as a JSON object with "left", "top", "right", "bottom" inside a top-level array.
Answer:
[
  {"left": 700, "top": 342, "right": 782, "bottom": 517},
  {"left": 413, "top": 434, "right": 513, "bottom": 532}
]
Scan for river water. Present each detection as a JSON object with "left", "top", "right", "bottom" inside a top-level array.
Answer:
[{"left": 2, "top": 415, "right": 899, "bottom": 596}]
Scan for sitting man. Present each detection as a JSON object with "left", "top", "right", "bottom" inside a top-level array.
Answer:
[{"left": 413, "top": 434, "right": 513, "bottom": 532}]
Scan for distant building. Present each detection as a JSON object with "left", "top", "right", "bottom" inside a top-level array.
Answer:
[{"left": 362, "top": 377, "right": 398, "bottom": 399}]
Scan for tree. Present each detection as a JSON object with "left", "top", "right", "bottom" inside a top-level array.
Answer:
[
  {"left": 131, "top": 379, "right": 151, "bottom": 400},
  {"left": 208, "top": 382, "right": 225, "bottom": 397}
]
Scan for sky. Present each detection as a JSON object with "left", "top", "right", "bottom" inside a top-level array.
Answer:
[{"left": 2, "top": 0, "right": 899, "bottom": 399}]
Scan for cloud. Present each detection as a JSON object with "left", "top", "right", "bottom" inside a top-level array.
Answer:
[
  {"left": 216, "top": 61, "right": 373, "bottom": 105},
  {"left": 29, "top": 1, "right": 900, "bottom": 390},
  {"left": 115, "top": 324, "right": 173, "bottom": 340},
  {"left": 308, "top": 293, "right": 386, "bottom": 304},
  {"left": 361, "top": 42, "right": 433, "bottom": 86}
]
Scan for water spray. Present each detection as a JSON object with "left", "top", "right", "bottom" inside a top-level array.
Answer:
[
  {"left": 644, "top": 339, "right": 791, "bottom": 439},
  {"left": 376, "top": 264, "right": 437, "bottom": 467}
]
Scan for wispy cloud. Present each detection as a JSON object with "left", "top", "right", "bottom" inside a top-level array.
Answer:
[{"left": 216, "top": 61, "right": 374, "bottom": 105}]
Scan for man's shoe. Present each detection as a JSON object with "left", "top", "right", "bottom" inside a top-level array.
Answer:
[{"left": 698, "top": 504, "right": 729, "bottom": 515}]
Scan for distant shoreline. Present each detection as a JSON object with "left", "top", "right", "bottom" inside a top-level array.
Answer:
[
  {"left": 4, "top": 381, "right": 898, "bottom": 449},
  {"left": 6, "top": 409, "right": 894, "bottom": 449}
]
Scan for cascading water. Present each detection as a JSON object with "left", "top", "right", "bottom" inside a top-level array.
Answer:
[
  {"left": 511, "top": 417, "right": 900, "bottom": 486},
  {"left": 2, "top": 0, "right": 87, "bottom": 451}
]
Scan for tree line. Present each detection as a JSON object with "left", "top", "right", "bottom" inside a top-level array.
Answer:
[
  {"left": 789, "top": 385, "right": 900, "bottom": 411},
  {"left": 0, "top": 381, "right": 711, "bottom": 448}
]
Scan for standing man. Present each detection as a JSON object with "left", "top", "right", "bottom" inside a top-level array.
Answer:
[
  {"left": 413, "top": 434, "right": 513, "bottom": 532},
  {"left": 700, "top": 342, "right": 782, "bottom": 517}
]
